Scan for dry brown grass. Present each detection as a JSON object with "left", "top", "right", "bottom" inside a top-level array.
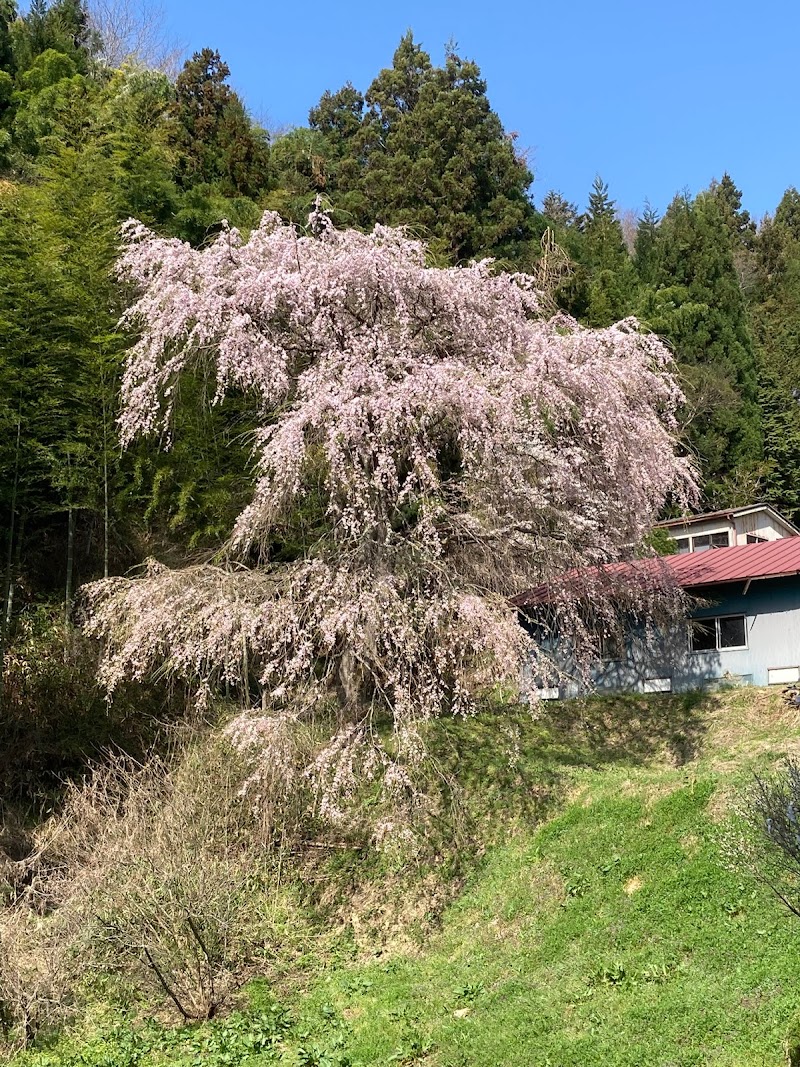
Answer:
[
  {"left": 702, "top": 687, "right": 800, "bottom": 760},
  {"left": 0, "top": 735, "right": 311, "bottom": 1044},
  {"left": 344, "top": 871, "right": 453, "bottom": 959}
]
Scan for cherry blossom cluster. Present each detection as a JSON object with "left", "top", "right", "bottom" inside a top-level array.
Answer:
[{"left": 84, "top": 210, "right": 696, "bottom": 825}]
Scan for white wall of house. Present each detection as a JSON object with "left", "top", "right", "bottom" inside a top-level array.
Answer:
[
  {"left": 667, "top": 507, "right": 796, "bottom": 553},
  {"left": 731, "top": 512, "right": 791, "bottom": 544}
]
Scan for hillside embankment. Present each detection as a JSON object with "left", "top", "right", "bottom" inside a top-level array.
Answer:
[{"left": 10, "top": 687, "right": 800, "bottom": 1067}]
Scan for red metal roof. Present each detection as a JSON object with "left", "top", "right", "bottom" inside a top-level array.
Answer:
[
  {"left": 664, "top": 537, "right": 800, "bottom": 588},
  {"left": 514, "top": 538, "right": 800, "bottom": 607}
]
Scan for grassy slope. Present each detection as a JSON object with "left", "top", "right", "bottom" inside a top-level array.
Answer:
[
  {"left": 18, "top": 688, "right": 800, "bottom": 1066},
  {"left": 283, "top": 688, "right": 800, "bottom": 1067}
]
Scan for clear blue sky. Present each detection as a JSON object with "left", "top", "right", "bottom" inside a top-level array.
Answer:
[{"left": 161, "top": 0, "right": 796, "bottom": 221}]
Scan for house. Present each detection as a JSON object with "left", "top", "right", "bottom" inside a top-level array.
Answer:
[
  {"left": 517, "top": 538, "right": 800, "bottom": 698},
  {"left": 655, "top": 503, "right": 798, "bottom": 554}
]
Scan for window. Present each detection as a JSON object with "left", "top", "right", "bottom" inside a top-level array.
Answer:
[
  {"left": 689, "top": 619, "right": 716, "bottom": 651},
  {"left": 689, "top": 615, "right": 747, "bottom": 653},
  {"left": 718, "top": 615, "right": 746, "bottom": 648},
  {"left": 747, "top": 534, "right": 767, "bottom": 545},
  {"left": 692, "top": 532, "right": 730, "bottom": 552},
  {"left": 599, "top": 631, "right": 624, "bottom": 661},
  {"left": 671, "top": 531, "right": 730, "bottom": 554}
]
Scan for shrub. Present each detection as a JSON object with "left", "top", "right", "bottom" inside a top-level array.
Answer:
[
  {"left": 732, "top": 758, "right": 800, "bottom": 918},
  {"left": 0, "top": 732, "right": 312, "bottom": 1043}
]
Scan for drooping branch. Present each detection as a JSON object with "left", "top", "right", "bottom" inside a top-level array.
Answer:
[{"left": 84, "top": 211, "right": 696, "bottom": 819}]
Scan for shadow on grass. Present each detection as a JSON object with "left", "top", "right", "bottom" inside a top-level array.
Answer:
[
  {"left": 537, "top": 690, "right": 714, "bottom": 769},
  {"left": 424, "top": 690, "right": 717, "bottom": 838}
]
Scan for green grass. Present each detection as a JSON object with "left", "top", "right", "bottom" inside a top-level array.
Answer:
[{"left": 15, "top": 687, "right": 800, "bottom": 1066}]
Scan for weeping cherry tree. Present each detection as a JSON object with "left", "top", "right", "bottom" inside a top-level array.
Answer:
[{"left": 82, "top": 207, "right": 694, "bottom": 824}]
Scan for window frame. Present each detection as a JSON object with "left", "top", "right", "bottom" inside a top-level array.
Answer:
[
  {"left": 671, "top": 528, "right": 731, "bottom": 553},
  {"left": 688, "top": 613, "right": 748, "bottom": 654},
  {"left": 599, "top": 630, "right": 625, "bottom": 662}
]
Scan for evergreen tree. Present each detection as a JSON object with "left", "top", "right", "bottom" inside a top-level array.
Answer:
[
  {"left": 0, "top": 0, "right": 16, "bottom": 75},
  {"left": 266, "top": 127, "right": 330, "bottom": 225},
  {"left": 273, "top": 82, "right": 366, "bottom": 224},
  {"left": 775, "top": 186, "right": 800, "bottom": 240},
  {"left": 10, "top": 0, "right": 95, "bottom": 75},
  {"left": 640, "top": 191, "right": 762, "bottom": 503},
  {"left": 747, "top": 186, "right": 800, "bottom": 520},
  {"left": 541, "top": 189, "right": 577, "bottom": 228},
  {"left": 583, "top": 176, "right": 628, "bottom": 270},
  {"left": 103, "top": 67, "right": 178, "bottom": 226},
  {"left": 169, "top": 48, "right": 270, "bottom": 200},
  {"left": 309, "top": 35, "right": 534, "bottom": 263},
  {"left": 758, "top": 369, "right": 800, "bottom": 521},
  {"left": 309, "top": 82, "right": 364, "bottom": 147},
  {"left": 579, "top": 176, "right": 636, "bottom": 325},
  {"left": 633, "top": 200, "right": 660, "bottom": 285},
  {"left": 711, "top": 171, "right": 756, "bottom": 247}
]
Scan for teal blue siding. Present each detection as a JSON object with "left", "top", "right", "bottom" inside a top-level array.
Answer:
[{"left": 551, "top": 576, "right": 800, "bottom": 696}]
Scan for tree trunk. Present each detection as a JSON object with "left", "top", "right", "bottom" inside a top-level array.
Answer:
[
  {"left": 102, "top": 389, "right": 110, "bottom": 579},
  {"left": 65, "top": 506, "right": 75, "bottom": 626},
  {"left": 0, "top": 412, "right": 22, "bottom": 711}
]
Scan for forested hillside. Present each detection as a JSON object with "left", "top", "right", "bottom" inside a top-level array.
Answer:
[
  {"left": 5, "top": 4, "right": 800, "bottom": 1061},
  {"left": 1, "top": 4, "right": 797, "bottom": 617}
]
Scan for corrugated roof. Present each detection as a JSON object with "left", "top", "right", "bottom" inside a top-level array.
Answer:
[
  {"left": 665, "top": 537, "right": 800, "bottom": 587},
  {"left": 514, "top": 538, "right": 800, "bottom": 607},
  {"left": 656, "top": 502, "right": 799, "bottom": 534}
]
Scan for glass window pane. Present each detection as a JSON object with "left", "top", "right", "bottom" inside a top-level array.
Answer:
[
  {"left": 711, "top": 532, "right": 730, "bottom": 548},
  {"left": 600, "top": 632, "right": 624, "bottom": 661},
  {"left": 674, "top": 537, "right": 691, "bottom": 554},
  {"left": 747, "top": 534, "right": 766, "bottom": 544},
  {"left": 693, "top": 535, "right": 711, "bottom": 553},
  {"left": 719, "top": 615, "right": 746, "bottom": 648},
  {"left": 690, "top": 620, "right": 716, "bottom": 652}
]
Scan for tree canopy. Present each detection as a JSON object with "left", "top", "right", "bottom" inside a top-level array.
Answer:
[{"left": 82, "top": 211, "right": 693, "bottom": 812}]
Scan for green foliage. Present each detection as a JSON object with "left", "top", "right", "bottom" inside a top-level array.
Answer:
[
  {"left": 121, "top": 378, "right": 256, "bottom": 551},
  {"left": 0, "top": 606, "right": 166, "bottom": 801},
  {"left": 541, "top": 189, "right": 578, "bottom": 228},
  {"left": 300, "top": 34, "right": 535, "bottom": 263},
  {"left": 0, "top": 43, "right": 276, "bottom": 623},
  {"left": 15, "top": 1003, "right": 294, "bottom": 1066},
  {"left": 641, "top": 526, "right": 677, "bottom": 556},
  {"left": 747, "top": 186, "right": 800, "bottom": 522},
  {"left": 710, "top": 171, "right": 755, "bottom": 248},
  {"left": 169, "top": 48, "right": 270, "bottom": 200},
  {"left": 18, "top": 46, "right": 74, "bottom": 91},
  {"left": 787, "top": 1012, "right": 800, "bottom": 1067},
  {"left": 633, "top": 200, "right": 659, "bottom": 285},
  {"left": 0, "top": 140, "right": 131, "bottom": 617},
  {"left": 583, "top": 176, "right": 630, "bottom": 273},
  {"left": 0, "top": 0, "right": 16, "bottom": 75},
  {"left": 7, "top": 0, "right": 95, "bottom": 81},
  {"left": 638, "top": 191, "right": 762, "bottom": 505},
  {"left": 263, "top": 127, "right": 329, "bottom": 224}
]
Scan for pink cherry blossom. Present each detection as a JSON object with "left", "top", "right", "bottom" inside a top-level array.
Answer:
[{"left": 83, "top": 210, "right": 696, "bottom": 822}]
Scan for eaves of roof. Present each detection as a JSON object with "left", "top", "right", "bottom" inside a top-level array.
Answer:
[{"left": 513, "top": 538, "right": 800, "bottom": 608}]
